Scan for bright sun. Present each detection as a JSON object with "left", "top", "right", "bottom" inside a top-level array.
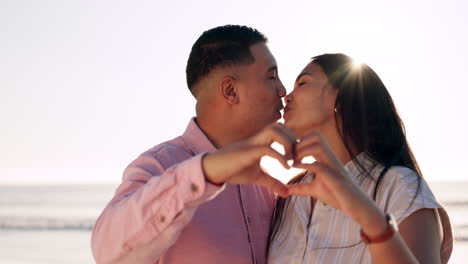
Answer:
[{"left": 349, "top": 52, "right": 367, "bottom": 68}]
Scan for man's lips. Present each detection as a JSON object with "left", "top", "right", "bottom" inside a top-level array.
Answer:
[
  {"left": 278, "top": 103, "right": 284, "bottom": 111},
  {"left": 276, "top": 103, "right": 284, "bottom": 114},
  {"left": 274, "top": 104, "right": 284, "bottom": 119}
]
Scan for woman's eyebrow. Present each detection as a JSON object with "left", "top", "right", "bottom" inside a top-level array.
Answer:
[{"left": 295, "top": 72, "right": 312, "bottom": 82}]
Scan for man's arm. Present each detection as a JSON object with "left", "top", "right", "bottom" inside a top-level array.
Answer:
[
  {"left": 91, "top": 153, "right": 223, "bottom": 264},
  {"left": 91, "top": 123, "right": 296, "bottom": 264}
]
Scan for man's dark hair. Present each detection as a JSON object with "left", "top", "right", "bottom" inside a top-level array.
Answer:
[{"left": 186, "top": 25, "right": 268, "bottom": 95}]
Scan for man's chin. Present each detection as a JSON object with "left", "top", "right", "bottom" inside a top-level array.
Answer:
[
  {"left": 283, "top": 120, "right": 296, "bottom": 132},
  {"left": 274, "top": 111, "right": 282, "bottom": 121}
]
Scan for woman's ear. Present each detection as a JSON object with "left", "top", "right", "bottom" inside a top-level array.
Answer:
[{"left": 219, "top": 76, "right": 240, "bottom": 104}]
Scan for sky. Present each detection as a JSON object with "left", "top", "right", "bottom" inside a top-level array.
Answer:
[{"left": 1, "top": 0, "right": 467, "bottom": 184}]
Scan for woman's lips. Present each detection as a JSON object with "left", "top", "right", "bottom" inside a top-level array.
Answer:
[{"left": 283, "top": 106, "right": 292, "bottom": 120}]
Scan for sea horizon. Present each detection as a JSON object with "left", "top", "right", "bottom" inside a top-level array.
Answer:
[{"left": 0, "top": 181, "right": 467, "bottom": 263}]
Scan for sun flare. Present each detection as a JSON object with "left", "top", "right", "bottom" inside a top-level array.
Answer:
[{"left": 351, "top": 56, "right": 364, "bottom": 68}]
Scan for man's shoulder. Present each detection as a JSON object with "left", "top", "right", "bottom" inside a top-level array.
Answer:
[
  {"left": 144, "top": 136, "right": 193, "bottom": 157},
  {"left": 121, "top": 136, "right": 196, "bottom": 180}
]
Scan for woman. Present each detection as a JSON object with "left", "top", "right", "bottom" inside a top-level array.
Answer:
[{"left": 268, "top": 54, "right": 452, "bottom": 263}]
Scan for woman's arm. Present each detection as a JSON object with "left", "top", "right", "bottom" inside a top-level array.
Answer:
[
  {"left": 397, "top": 209, "right": 442, "bottom": 263},
  {"left": 355, "top": 200, "right": 441, "bottom": 264},
  {"left": 287, "top": 131, "right": 441, "bottom": 264}
]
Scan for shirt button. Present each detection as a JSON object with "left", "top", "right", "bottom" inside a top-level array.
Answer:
[
  {"left": 160, "top": 215, "right": 166, "bottom": 223},
  {"left": 190, "top": 183, "right": 198, "bottom": 193},
  {"left": 247, "top": 217, "right": 251, "bottom": 223},
  {"left": 123, "top": 244, "right": 133, "bottom": 251}
]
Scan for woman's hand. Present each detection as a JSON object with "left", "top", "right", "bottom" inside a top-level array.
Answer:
[
  {"left": 288, "top": 131, "right": 424, "bottom": 264},
  {"left": 202, "top": 123, "right": 297, "bottom": 197},
  {"left": 287, "top": 131, "right": 375, "bottom": 220}
]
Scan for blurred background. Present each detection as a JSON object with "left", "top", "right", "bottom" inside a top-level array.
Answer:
[{"left": 1, "top": 0, "right": 467, "bottom": 263}]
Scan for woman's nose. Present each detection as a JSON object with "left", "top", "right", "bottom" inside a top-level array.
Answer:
[{"left": 285, "top": 92, "right": 293, "bottom": 103}]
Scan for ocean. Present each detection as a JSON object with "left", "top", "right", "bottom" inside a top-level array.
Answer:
[{"left": 0, "top": 182, "right": 467, "bottom": 264}]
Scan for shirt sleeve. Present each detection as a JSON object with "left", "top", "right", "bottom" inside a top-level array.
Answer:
[
  {"left": 377, "top": 167, "right": 453, "bottom": 263},
  {"left": 91, "top": 152, "right": 224, "bottom": 264},
  {"left": 377, "top": 167, "right": 441, "bottom": 224}
]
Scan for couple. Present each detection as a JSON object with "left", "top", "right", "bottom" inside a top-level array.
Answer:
[{"left": 91, "top": 25, "right": 452, "bottom": 263}]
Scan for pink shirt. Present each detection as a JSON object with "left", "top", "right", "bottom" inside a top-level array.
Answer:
[{"left": 91, "top": 119, "right": 276, "bottom": 264}]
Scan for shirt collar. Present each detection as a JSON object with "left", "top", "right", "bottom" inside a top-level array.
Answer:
[
  {"left": 181, "top": 118, "right": 217, "bottom": 154},
  {"left": 343, "top": 152, "right": 379, "bottom": 183}
]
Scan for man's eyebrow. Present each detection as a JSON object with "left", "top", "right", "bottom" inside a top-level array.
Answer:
[
  {"left": 295, "top": 72, "right": 312, "bottom": 82},
  {"left": 267, "top": 65, "right": 278, "bottom": 72}
]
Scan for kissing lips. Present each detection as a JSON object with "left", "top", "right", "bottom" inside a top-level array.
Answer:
[
  {"left": 276, "top": 104, "right": 284, "bottom": 119},
  {"left": 283, "top": 106, "right": 292, "bottom": 120}
]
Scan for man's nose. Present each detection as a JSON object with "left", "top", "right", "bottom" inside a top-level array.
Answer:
[{"left": 277, "top": 81, "right": 287, "bottom": 97}]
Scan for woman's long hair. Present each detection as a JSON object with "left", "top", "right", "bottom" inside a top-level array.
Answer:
[{"left": 267, "top": 53, "right": 422, "bottom": 253}]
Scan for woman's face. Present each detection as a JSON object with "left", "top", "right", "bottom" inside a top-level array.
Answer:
[{"left": 283, "top": 62, "right": 338, "bottom": 137}]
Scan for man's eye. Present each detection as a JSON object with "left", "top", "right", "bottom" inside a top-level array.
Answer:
[{"left": 269, "top": 70, "right": 278, "bottom": 80}]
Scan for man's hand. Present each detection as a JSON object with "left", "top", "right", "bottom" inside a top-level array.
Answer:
[{"left": 202, "top": 123, "right": 297, "bottom": 197}]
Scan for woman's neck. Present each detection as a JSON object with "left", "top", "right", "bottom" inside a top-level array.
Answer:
[{"left": 298, "top": 123, "right": 354, "bottom": 166}]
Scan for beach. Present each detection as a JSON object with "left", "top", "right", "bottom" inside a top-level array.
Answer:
[{"left": 0, "top": 182, "right": 466, "bottom": 263}]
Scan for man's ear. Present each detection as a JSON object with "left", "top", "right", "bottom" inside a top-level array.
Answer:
[{"left": 219, "top": 76, "right": 239, "bottom": 104}]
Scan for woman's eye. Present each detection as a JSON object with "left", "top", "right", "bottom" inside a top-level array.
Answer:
[{"left": 298, "top": 82, "right": 306, "bottom": 86}]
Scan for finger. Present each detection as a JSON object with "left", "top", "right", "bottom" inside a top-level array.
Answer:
[
  {"left": 265, "top": 125, "right": 297, "bottom": 160},
  {"left": 253, "top": 145, "right": 291, "bottom": 170},
  {"left": 293, "top": 162, "right": 341, "bottom": 182},
  {"left": 272, "top": 123, "right": 297, "bottom": 143},
  {"left": 293, "top": 161, "right": 349, "bottom": 183},
  {"left": 295, "top": 140, "right": 336, "bottom": 167},
  {"left": 294, "top": 142, "right": 325, "bottom": 164},
  {"left": 292, "top": 162, "right": 330, "bottom": 177},
  {"left": 297, "top": 130, "right": 322, "bottom": 146},
  {"left": 256, "top": 171, "right": 289, "bottom": 197},
  {"left": 287, "top": 182, "right": 316, "bottom": 196}
]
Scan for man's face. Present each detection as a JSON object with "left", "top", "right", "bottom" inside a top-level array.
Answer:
[{"left": 235, "top": 42, "right": 286, "bottom": 135}]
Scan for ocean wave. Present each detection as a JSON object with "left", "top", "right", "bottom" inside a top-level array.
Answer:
[
  {"left": 0, "top": 216, "right": 95, "bottom": 230},
  {"left": 2, "top": 216, "right": 468, "bottom": 243},
  {"left": 439, "top": 200, "right": 468, "bottom": 207}
]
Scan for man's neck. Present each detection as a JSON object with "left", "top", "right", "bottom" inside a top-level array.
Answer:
[{"left": 195, "top": 117, "right": 242, "bottom": 148}]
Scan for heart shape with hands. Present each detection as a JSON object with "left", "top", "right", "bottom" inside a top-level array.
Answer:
[
  {"left": 202, "top": 124, "right": 336, "bottom": 198},
  {"left": 260, "top": 142, "right": 316, "bottom": 184}
]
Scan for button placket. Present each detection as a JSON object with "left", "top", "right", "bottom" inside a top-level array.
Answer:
[{"left": 238, "top": 185, "right": 256, "bottom": 264}]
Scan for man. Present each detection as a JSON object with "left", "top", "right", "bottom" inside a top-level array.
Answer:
[{"left": 91, "top": 25, "right": 296, "bottom": 264}]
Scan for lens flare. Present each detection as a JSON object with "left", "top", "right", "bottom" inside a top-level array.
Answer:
[{"left": 352, "top": 57, "right": 364, "bottom": 68}]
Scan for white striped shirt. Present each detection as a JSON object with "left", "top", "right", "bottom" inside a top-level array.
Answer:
[{"left": 269, "top": 153, "right": 453, "bottom": 264}]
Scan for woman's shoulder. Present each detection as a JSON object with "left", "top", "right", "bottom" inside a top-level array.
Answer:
[
  {"left": 376, "top": 166, "right": 424, "bottom": 198},
  {"left": 377, "top": 166, "right": 441, "bottom": 218},
  {"left": 384, "top": 166, "right": 419, "bottom": 184}
]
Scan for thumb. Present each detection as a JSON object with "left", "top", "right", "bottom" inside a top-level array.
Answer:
[{"left": 255, "top": 171, "right": 289, "bottom": 198}]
